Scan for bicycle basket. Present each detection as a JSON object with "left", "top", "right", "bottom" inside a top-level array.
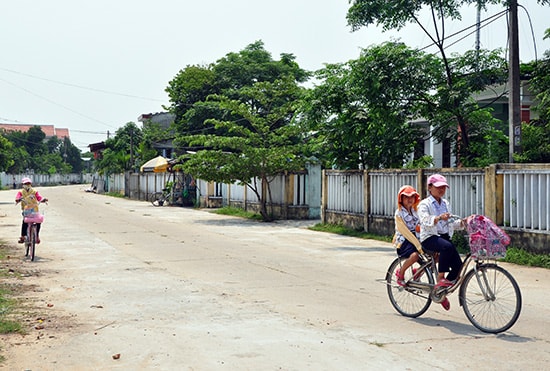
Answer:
[
  {"left": 466, "top": 214, "right": 510, "bottom": 258},
  {"left": 24, "top": 212, "right": 44, "bottom": 224}
]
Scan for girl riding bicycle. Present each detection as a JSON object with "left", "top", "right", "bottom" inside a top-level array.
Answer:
[
  {"left": 393, "top": 185, "right": 421, "bottom": 287},
  {"left": 418, "top": 174, "right": 465, "bottom": 310},
  {"left": 15, "top": 177, "right": 48, "bottom": 244}
]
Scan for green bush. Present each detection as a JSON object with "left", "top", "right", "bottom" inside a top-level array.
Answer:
[
  {"left": 503, "top": 247, "right": 550, "bottom": 269},
  {"left": 452, "top": 231, "right": 469, "bottom": 254}
]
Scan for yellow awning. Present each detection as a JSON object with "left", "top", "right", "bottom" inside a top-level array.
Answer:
[{"left": 140, "top": 156, "right": 169, "bottom": 173}]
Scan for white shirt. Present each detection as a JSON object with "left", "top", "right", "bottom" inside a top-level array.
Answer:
[{"left": 418, "top": 195, "right": 463, "bottom": 242}]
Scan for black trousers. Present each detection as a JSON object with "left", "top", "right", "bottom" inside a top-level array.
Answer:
[{"left": 421, "top": 234, "right": 462, "bottom": 281}]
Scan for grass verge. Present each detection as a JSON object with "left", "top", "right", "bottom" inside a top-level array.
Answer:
[
  {"left": 211, "top": 206, "right": 264, "bottom": 221},
  {"left": 308, "top": 223, "right": 393, "bottom": 243},
  {"left": 502, "top": 247, "right": 550, "bottom": 269},
  {"left": 0, "top": 243, "right": 23, "bottom": 336}
]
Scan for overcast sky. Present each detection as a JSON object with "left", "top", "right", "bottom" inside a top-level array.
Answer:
[{"left": 1, "top": 1, "right": 549, "bottom": 152}]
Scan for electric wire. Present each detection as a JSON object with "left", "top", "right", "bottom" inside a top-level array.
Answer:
[
  {"left": 0, "top": 76, "right": 117, "bottom": 129},
  {"left": 0, "top": 66, "right": 165, "bottom": 102}
]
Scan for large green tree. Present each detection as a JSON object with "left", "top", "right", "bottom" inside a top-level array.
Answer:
[
  {"left": 165, "top": 42, "right": 312, "bottom": 220},
  {"left": 166, "top": 41, "right": 309, "bottom": 150},
  {"left": 179, "top": 77, "right": 309, "bottom": 221},
  {"left": 304, "top": 42, "right": 438, "bottom": 169},
  {"left": 346, "top": 0, "right": 547, "bottom": 164}
]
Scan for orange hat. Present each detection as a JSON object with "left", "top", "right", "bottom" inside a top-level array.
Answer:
[{"left": 397, "top": 185, "right": 420, "bottom": 210}]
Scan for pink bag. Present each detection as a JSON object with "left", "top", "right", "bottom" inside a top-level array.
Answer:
[
  {"left": 24, "top": 213, "right": 44, "bottom": 224},
  {"left": 466, "top": 215, "right": 510, "bottom": 258}
]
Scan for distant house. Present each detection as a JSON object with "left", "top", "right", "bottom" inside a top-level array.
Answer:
[
  {"left": 416, "top": 80, "right": 536, "bottom": 168},
  {"left": 88, "top": 141, "right": 107, "bottom": 159},
  {"left": 0, "top": 123, "right": 71, "bottom": 140},
  {"left": 138, "top": 112, "right": 176, "bottom": 158}
]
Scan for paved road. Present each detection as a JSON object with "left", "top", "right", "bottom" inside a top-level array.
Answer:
[{"left": 0, "top": 185, "right": 549, "bottom": 370}]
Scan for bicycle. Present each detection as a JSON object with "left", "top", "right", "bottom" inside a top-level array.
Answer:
[
  {"left": 386, "top": 214, "right": 522, "bottom": 333},
  {"left": 149, "top": 188, "right": 172, "bottom": 207},
  {"left": 18, "top": 200, "right": 47, "bottom": 261}
]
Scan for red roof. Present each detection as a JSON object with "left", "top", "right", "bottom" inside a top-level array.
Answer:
[{"left": 0, "top": 123, "right": 70, "bottom": 139}]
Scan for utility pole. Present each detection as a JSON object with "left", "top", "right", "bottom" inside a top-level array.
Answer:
[
  {"left": 508, "top": 0, "right": 521, "bottom": 162},
  {"left": 475, "top": 3, "right": 481, "bottom": 68},
  {"left": 130, "top": 127, "right": 134, "bottom": 173}
]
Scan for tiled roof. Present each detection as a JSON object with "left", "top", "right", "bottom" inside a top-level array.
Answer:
[{"left": 0, "top": 123, "right": 70, "bottom": 139}]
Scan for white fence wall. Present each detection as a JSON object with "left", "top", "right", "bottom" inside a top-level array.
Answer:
[
  {"left": 501, "top": 169, "right": 550, "bottom": 231},
  {"left": 1, "top": 172, "right": 94, "bottom": 188},
  {"left": 326, "top": 170, "right": 364, "bottom": 214},
  {"left": 324, "top": 167, "right": 548, "bottom": 232},
  {"left": 101, "top": 166, "right": 320, "bottom": 219},
  {"left": 369, "top": 171, "right": 417, "bottom": 216}
]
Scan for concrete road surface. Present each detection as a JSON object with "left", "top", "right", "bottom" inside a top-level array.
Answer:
[{"left": 0, "top": 185, "right": 548, "bottom": 370}]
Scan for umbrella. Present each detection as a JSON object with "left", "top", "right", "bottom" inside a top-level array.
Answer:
[{"left": 140, "top": 156, "right": 169, "bottom": 173}]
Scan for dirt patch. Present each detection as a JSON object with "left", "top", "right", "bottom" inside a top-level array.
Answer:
[{"left": 0, "top": 241, "right": 78, "bottom": 365}]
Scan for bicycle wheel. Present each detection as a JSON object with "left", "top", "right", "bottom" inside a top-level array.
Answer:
[
  {"left": 29, "top": 224, "right": 37, "bottom": 261},
  {"left": 150, "top": 192, "right": 165, "bottom": 207},
  {"left": 386, "top": 257, "right": 434, "bottom": 318},
  {"left": 459, "top": 264, "right": 522, "bottom": 333}
]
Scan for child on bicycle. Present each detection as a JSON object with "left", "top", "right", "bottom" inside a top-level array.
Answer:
[
  {"left": 418, "top": 174, "right": 465, "bottom": 310},
  {"left": 393, "top": 185, "right": 422, "bottom": 286},
  {"left": 15, "top": 177, "right": 48, "bottom": 244}
]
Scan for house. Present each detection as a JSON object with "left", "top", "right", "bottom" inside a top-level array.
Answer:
[
  {"left": 88, "top": 141, "right": 107, "bottom": 159},
  {"left": 0, "top": 123, "right": 70, "bottom": 139},
  {"left": 417, "top": 79, "right": 536, "bottom": 168},
  {"left": 138, "top": 112, "right": 176, "bottom": 159}
]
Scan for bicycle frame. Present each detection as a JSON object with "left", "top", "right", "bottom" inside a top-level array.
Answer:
[{"left": 398, "top": 250, "right": 505, "bottom": 305}]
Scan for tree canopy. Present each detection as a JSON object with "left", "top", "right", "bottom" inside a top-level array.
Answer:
[
  {"left": 346, "top": 0, "right": 516, "bottom": 165},
  {"left": 304, "top": 42, "right": 436, "bottom": 169},
  {"left": 166, "top": 42, "right": 311, "bottom": 220},
  {"left": 0, "top": 127, "right": 82, "bottom": 174}
]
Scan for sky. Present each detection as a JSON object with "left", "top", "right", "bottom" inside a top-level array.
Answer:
[{"left": 1, "top": 1, "right": 549, "bottom": 152}]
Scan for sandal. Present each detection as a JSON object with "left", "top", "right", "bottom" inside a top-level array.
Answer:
[
  {"left": 395, "top": 269, "right": 405, "bottom": 287},
  {"left": 441, "top": 297, "right": 451, "bottom": 311},
  {"left": 18, "top": 237, "right": 25, "bottom": 244},
  {"left": 396, "top": 268, "right": 418, "bottom": 287},
  {"left": 434, "top": 278, "right": 454, "bottom": 290}
]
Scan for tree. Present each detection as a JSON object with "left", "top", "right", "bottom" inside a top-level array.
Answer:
[
  {"left": 167, "top": 41, "right": 309, "bottom": 149},
  {"left": 303, "top": 42, "right": 437, "bottom": 169},
  {"left": 2, "top": 127, "right": 83, "bottom": 173},
  {"left": 346, "top": 0, "right": 548, "bottom": 164},
  {"left": 166, "top": 42, "right": 311, "bottom": 221},
  {"left": 165, "top": 65, "right": 218, "bottom": 139},
  {"left": 95, "top": 122, "right": 142, "bottom": 174},
  {"left": 138, "top": 121, "right": 164, "bottom": 167},
  {"left": 515, "top": 28, "right": 550, "bottom": 162},
  {"left": 179, "top": 77, "right": 310, "bottom": 221},
  {"left": 0, "top": 135, "right": 14, "bottom": 171},
  {"left": 426, "top": 49, "right": 509, "bottom": 165},
  {"left": 61, "top": 137, "right": 84, "bottom": 173}
]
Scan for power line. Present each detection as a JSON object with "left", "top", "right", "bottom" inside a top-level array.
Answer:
[
  {"left": 0, "top": 76, "right": 117, "bottom": 129},
  {"left": 418, "top": 9, "right": 509, "bottom": 52},
  {"left": 0, "top": 66, "right": 166, "bottom": 102}
]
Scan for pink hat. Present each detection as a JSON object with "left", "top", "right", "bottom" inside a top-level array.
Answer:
[
  {"left": 397, "top": 185, "right": 420, "bottom": 210},
  {"left": 21, "top": 177, "right": 32, "bottom": 184},
  {"left": 427, "top": 174, "right": 449, "bottom": 188}
]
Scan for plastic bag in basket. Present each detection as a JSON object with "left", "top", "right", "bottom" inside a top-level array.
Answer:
[
  {"left": 466, "top": 214, "right": 510, "bottom": 258},
  {"left": 24, "top": 212, "right": 44, "bottom": 224}
]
